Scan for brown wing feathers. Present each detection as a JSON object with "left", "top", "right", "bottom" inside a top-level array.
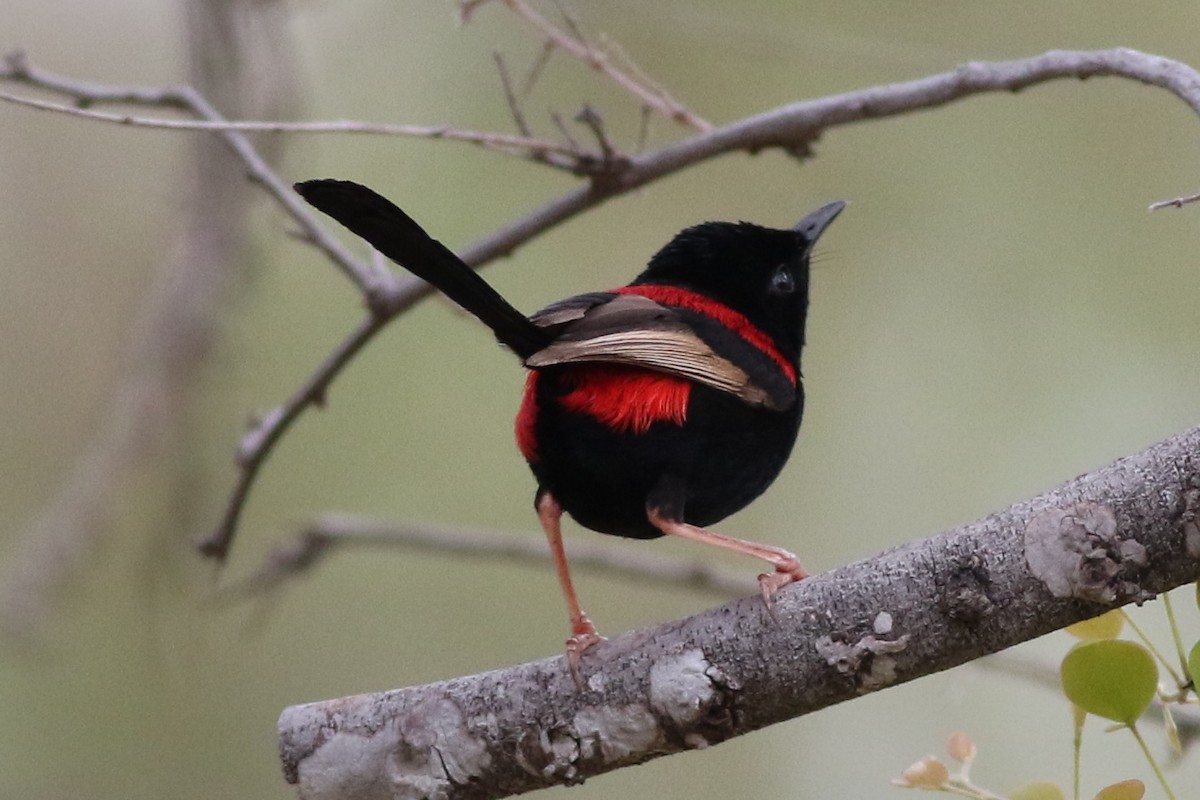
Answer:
[{"left": 525, "top": 294, "right": 793, "bottom": 410}]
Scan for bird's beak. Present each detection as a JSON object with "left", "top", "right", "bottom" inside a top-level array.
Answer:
[{"left": 794, "top": 200, "right": 847, "bottom": 244}]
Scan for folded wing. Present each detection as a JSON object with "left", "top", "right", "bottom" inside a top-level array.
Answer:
[{"left": 525, "top": 293, "right": 796, "bottom": 411}]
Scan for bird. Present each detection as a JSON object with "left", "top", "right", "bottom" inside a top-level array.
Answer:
[{"left": 295, "top": 179, "right": 844, "bottom": 684}]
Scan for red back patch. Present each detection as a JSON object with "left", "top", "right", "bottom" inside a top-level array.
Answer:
[
  {"left": 515, "top": 366, "right": 691, "bottom": 460},
  {"left": 515, "top": 372, "right": 541, "bottom": 461},
  {"left": 558, "top": 364, "right": 691, "bottom": 434}
]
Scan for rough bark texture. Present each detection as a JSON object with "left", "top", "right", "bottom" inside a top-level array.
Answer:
[{"left": 278, "top": 424, "right": 1200, "bottom": 800}]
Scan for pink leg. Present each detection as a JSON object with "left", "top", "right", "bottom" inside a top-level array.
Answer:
[
  {"left": 646, "top": 506, "right": 808, "bottom": 613},
  {"left": 537, "top": 492, "right": 605, "bottom": 687}
]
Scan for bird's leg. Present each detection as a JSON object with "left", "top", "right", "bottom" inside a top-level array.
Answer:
[
  {"left": 646, "top": 478, "right": 808, "bottom": 615},
  {"left": 537, "top": 490, "right": 605, "bottom": 687}
]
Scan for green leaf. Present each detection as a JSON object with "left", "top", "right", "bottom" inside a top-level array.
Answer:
[
  {"left": 1061, "top": 640, "right": 1157, "bottom": 724},
  {"left": 1066, "top": 610, "right": 1124, "bottom": 640},
  {"left": 1188, "top": 640, "right": 1200, "bottom": 687},
  {"left": 1011, "top": 781, "right": 1066, "bottom": 800}
]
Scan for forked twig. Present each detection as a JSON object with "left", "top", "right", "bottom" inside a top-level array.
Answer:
[
  {"left": 460, "top": 0, "right": 712, "bottom": 131},
  {"left": 573, "top": 104, "right": 616, "bottom": 162},
  {"left": 0, "top": 50, "right": 372, "bottom": 291}
]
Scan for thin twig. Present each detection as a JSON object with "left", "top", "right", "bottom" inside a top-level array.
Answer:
[
  {"left": 462, "top": 0, "right": 712, "bottom": 131},
  {"left": 573, "top": 104, "right": 616, "bottom": 161},
  {"left": 200, "top": 314, "right": 389, "bottom": 559},
  {"left": 222, "top": 514, "right": 748, "bottom": 601},
  {"left": 492, "top": 51, "right": 532, "bottom": 137},
  {"left": 1149, "top": 190, "right": 1200, "bottom": 210},
  {"left": 457, "top": 0, "right": 493, "bottom": 21},
  {"left": 605, "top": 33, "right": 674, "bottom": 107},
  {"left": 0, "top": 50, "right": 374, "bottom": 291},
  {"left": 550, "top": 110, "right": 580, "bottom": 151},
  {"left": 522, "top": 40, "right": 556, "bottom": 97},
  {"left": 0, "top": 7, "right": 300, "bottom": 635},
  {"left": 635, "top": 104, "right": 652, "bottom": 153},
  {"left": 0, "top": 86, "right": 584, "bottom": 166},
  {"left": 551, "top": 0, "right": 590, "bottom": 56}
]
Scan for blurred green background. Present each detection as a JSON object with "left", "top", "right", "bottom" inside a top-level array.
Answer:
[{"left": 4, "top": 1, "right": 1200, "bottom": 798}]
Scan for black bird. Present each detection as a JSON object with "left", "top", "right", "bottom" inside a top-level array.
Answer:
[{"left": 296, "top": 179, "right": 844, "bottom": 682}]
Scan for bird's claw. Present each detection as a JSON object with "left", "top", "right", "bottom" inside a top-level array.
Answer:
[
  {"left": 565, "top": 613, "right": 606, "bottom": 689},
  {"left": 758, "top": 559, "right": 809, "bottom": 621}
]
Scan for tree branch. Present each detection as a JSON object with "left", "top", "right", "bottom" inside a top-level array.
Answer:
[
  {"left": 459, "top": 0, "right": 712, "bottom": 131},
  {"left": 0, "top": 85, "right": 594, "bottom": 170},
  {"left": 1149, "top": 190, "right": 1200, "bottom": 211},
  {"left": 201, "top": 315, "right": 387, "bottom": 559},
  {"left": 201, "top": 47, "right": 1200, "bottom": 562},
  {"left": 0, "top": 50, "right": 373, "bottom": 291},
  {"left": 0, "top": 7, "right": 303, "bottom": 635},
  {"left": 221, "top": 514, "right": 748, "bottom": 601},
  {"left": 278, "top": 423, "right": 1200, "bottom": 800}
]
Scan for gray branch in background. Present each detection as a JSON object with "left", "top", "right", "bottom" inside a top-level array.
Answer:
[
  {"left": 223, "top": 515, "right": 749, "bottom": 601},
  {"left": 279, "top": 424, "right": 1200, "bottom": 800},
  {"left": 0, "top": 0, "right": 298, "bottom": 637}
]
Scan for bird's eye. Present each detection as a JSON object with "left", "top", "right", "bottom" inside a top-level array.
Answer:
[{"left": 769, "top": 265, "right": 795, "bottom": 295}]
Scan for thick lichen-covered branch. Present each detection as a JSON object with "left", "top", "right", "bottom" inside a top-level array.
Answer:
[{"left": 279, "top": 424, "right": 1200, "bottom": 800}]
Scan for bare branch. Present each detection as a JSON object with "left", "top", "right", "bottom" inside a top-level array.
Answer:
[
  {"left": 0, "top": 50, "right": 375, "bottom": 291},
  {"left": 278, "top": 423, "right": 1200, "bottom": 799},
  {"left": 461, "top": 0, "right": 712, "bottom": 131},
  {"left": 635, "top": 104, "right": 652, "bottom": 153},
  {"left": 0, "top": 6, "right": 303, "bottom": 634},
  {"left": 1149, "top": 190, "right": 1200, "bottom": 210},
  {"left": 0, "top": 49, "right": 194, "bottom": 108},
  {"left": 573, "top": 104, "right": 616, "bottom": 162},
  {"left": 550, "top": 109, "right": 580, "bottom": 150},
  {"left": 521, "top": 39, "right": 556, "bottom": 97},
  {"left": 492, "top": 51, "right": 532, "bottom": 138},
  {"left": 199, "top": 314, "right": 389, "bottom": 560},
  {"left": 222, "top": 514, "right": 748, "bottom": 600},
  {"left": 0, "top": 83, "right": 586, "bottom": 169},
  {"left": 207, "top": 47, "right": 1200, "bottom": 563}
]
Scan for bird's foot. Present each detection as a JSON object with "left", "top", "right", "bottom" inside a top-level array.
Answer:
[
  {"left": 757, "top": 557, "right": 809, "bottom": 621},
  {"left": 565, "top": 612, "right": 606, "bottom": 690}
]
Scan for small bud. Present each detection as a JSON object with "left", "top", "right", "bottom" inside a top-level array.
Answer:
[
  {"left": 1066, "top": 610, "right": 1124, "bottom": 641},
  {"left": 1093, "top": 779, "right": 1145, "bottom": 800},
  {"left": 1011, "top": 782, "right": 1066, "bottom": 800},
  {"left": 894, "top": 756, "right": 950, "bottom": 789},
  {"left": 946, "top": 731, "right": 976, "bottom": 763}
]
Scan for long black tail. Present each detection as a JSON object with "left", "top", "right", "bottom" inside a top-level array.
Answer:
[{"left": 295, "top": 179, "right": 550, "bottom": 359}]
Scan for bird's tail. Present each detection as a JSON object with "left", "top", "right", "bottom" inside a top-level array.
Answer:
[{"left": 295, "top": 179, "right": 550, "bottom": 359}]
